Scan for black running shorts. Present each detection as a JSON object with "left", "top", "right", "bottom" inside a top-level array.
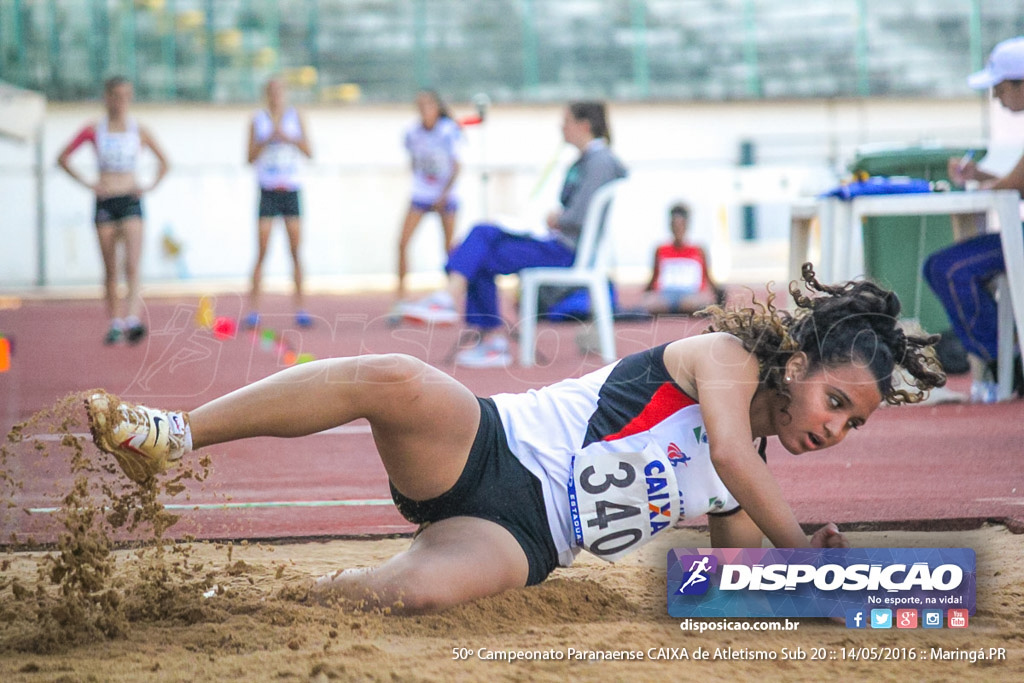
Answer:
[
  {"left": 258, "top": 188, "right": 301, "bottom": 217},
  {"left": 95, "top": 194, "right": 143, "bottom": 224},
  {"left": 389, "top": 397, "right": 559, "bottom": 586}
]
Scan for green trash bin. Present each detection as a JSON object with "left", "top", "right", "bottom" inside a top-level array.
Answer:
[{"left": 850, "top": 146, "right": 986, "bottom": 334}]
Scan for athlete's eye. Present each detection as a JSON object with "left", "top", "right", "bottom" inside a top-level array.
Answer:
[{"left": 829, "top": 395, "right": 841, "bottom": 409}]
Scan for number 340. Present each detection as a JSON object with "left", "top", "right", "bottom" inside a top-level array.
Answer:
[{"left": 578, "top": 462, "right": 642, "bottom": 556}]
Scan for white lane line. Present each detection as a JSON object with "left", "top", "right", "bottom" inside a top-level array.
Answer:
[
  {"left": 23, "top": 428, "right": 383, "bottom": 515},
  {"left": 28, "top": 425, "right": 372, "bottom": 442},
  {"left": 27, "top": 499, "right": 396, "bottom": 514}
]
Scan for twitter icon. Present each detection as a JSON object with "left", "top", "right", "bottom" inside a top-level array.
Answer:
[{"left": 870, "top": 609, "right": 892, "bottom": 629}]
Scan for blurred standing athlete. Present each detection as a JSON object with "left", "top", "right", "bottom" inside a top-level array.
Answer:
[
  {"left": 57, "top": 76, "right": 169, "bottom": 345},
  {"left": 245, "top": 78, "right": 313, "bottom": 329},
  {"left": 393, "top": 90, "right": 463, "bottom": 315}
]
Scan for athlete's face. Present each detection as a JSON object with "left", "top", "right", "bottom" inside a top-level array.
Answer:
[
  {"left": 992, "top": 79, "right": 1024, "bottom": 113},
  {"left": 670, "top": 213, "right": 689, "bottom": 243},
  {"left": 417, "top": 93, "right": 440, "bottom": 129},
  {"left": 265, "top": 80, "right": 286, "bottom": 109},
  {"left": 104, "top": 83, "right": 133, "bottom": 118},
  {"left": 561, "top": 108, "right": 593, "bottom": 148},
  {"left": 772, "top": 356, "right": 882, "bottom": 455}
]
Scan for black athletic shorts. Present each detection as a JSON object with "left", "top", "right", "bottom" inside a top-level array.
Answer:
[
  {"left": 95, "top": 194, "right": 143, "bottom": 224},
  {"left": 389, "top": 397, "right": 559, "bottom": 586},
  {"left": 258, "top": 188, "right": 301, "bottom": 217}
]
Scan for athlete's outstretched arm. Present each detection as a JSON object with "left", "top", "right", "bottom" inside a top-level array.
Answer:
[
  {"left": 139, "top": 126, "right": 169, "bottom": 192},
  {"left": 664, "top": 335, "right": 809, "bottom": 549}
]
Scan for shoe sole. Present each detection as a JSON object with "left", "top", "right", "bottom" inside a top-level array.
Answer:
[{"left": 84, "top": 390, "right": 164, "bottom": 484}]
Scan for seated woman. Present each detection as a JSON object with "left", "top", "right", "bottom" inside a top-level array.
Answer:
[{"left": 85, "top": 264, "right": 945, "bottom": 613}]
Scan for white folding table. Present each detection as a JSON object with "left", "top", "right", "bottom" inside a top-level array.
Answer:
[{"left": 789, "top": 190, "right": 1023, "bottom": 400}]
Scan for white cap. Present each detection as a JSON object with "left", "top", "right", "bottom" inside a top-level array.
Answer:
[{"left": 968, "top": 36, "right": 1024, "bottom": 89}]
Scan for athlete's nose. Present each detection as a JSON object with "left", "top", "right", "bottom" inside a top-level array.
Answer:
[
  {"left": 823, "top": 415, "right": 849, "bottom": 446},
  {"left": 822, "top": 418, "right": 841, "bottom": 445}
]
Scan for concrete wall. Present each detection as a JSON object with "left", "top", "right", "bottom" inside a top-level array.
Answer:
[{"left": 1, "top": 96, "right": 1014, "bottom": 291}]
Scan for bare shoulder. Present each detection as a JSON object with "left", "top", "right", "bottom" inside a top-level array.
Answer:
[
  {"left": 664, "top": 332, "right": 754, "bottom": 369},
  {"left": 663, "top": 333, "right": 759, "bottom": 400}
]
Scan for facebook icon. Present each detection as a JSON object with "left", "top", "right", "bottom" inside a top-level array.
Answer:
[{"left": 845, "top": 609, "right": 867, "bottom": 629}]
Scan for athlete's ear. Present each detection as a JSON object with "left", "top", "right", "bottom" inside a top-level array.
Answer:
[{"left": 785, "top": 352, "right": 809, "bottom": 382}]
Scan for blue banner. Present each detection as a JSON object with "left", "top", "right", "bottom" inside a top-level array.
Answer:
[{"left": 667, "top": 548, "right": 975, "bottom": 619}]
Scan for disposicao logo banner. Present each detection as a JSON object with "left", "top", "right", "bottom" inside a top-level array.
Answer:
[{"left": 667, "top": 548, "right": 975, "bottom": 618}]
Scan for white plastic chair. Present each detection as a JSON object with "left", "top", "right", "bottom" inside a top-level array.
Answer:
[
  {"left": 994, "top": 273, "right": 1015, "bottom": 400},
  {"left": 518, "top": 178, "right": 625, "bottom": 367}
]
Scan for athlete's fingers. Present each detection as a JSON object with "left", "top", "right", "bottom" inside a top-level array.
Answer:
[
  {"left": 820, "top": 522, "right": 849, "bottom": 548},
  {"left": 824, "top": 530, "right": 850, "bottom": 548},
  {"left": 809, "top": 522, "right": 847, "bottom": 548}
]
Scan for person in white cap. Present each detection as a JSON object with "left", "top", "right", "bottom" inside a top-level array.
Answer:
[
  {"left": 949, "top": 35, "right": 1024, "bottom": 189},
  {"left": 926, "top": 36, "right": 1024, "bottom": 402}
]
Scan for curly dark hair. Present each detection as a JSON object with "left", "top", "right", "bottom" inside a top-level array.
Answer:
[{"left": 700, "top": 263, "right": 947, "bottom": 406}]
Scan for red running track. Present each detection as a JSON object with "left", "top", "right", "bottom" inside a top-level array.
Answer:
[{"left": 1, "top": 291, "right": 1021, "bottom": 544}]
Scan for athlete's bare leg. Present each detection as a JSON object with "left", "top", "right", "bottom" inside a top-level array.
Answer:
[
  {"left": 249, "top": 216, "right": 274, "bottom": 313},
  {"left": 439, "top": 208, "right": 456, "bottom": 254},
  {"left": 396, "top": 207, "right": 426, "bottom": 301},
  {"left": 283, "top": 215, "right": 304, "bottom": 311},
  {"left": 120, "top": 216, "right": 144, "bottom": 320},
  {"left": 107, "top": 352, "right": 534, "bottom": 610},
  {"left": 312, "top": 516, "right": 530, "bottom": 613},
  {"left": 188, "top": 353, "right": 479, "bottom": 501},
  {"left": 96, "top": 222, "right": 121, "bottom": 320}
]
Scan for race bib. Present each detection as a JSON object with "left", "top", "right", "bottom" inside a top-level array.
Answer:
[
  {"left": 569, "top": 442, "right": 680, "bottom": 563},
  {"left": 261, "top": 142, "right": 298, "bottom": 175},
  {"left": 97, "top": 133, "right": 139, "bottom": 173},
  {"left": 658, "top": 258, "right": 703, "bottom": 293},
  {"left": 413, "top": 148, "right": 448, "bottom": 182}
]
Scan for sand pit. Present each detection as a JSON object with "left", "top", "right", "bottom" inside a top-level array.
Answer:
[
  {"left": 0, "top": 527, "right": 1021, "bottom": 682},
  {"left": 2, "top": 395, "right": 1022, "bottom": 682}
]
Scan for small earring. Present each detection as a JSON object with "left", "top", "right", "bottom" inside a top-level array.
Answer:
[{"left": 784, "top": 376, "right": 791, "bottom": 383}]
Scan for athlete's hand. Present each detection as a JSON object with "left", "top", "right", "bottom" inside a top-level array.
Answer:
[
  {"left": 810, "top": 522, "right": 849, "bottom": 548},
  {"left": 947, "top": 157, "right": 978, "bottom": 188},
  {"left": 269, "top": 127, "right": 298, "bottom": 145}
]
